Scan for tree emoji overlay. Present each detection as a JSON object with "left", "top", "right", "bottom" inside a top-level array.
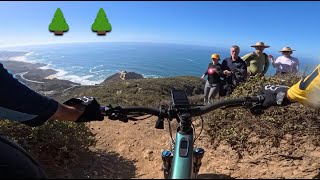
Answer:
[
  {"left": 49, "top": 8, "right": 69, "bottom": 36},
  {"left": 92, "top": 8, "right": 112, "bottom": 35}
]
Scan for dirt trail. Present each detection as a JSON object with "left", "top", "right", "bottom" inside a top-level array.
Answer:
[{"left": 76, "top": 116, "right": 320, "bottom": 179}]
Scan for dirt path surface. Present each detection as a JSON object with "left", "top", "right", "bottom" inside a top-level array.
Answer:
[{"left": 43, "top": 116, "right": 320, "bottom": 179}]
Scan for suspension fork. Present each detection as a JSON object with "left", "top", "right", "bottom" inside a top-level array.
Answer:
[
  {"left": 161, "top": 113, "right": 205, "bottom": 179},
  {"left": 193, "top": 147, "right": 205, "bottom": 178}
]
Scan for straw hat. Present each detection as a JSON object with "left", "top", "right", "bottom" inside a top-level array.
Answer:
[
  {"left": 279, "top": 47, "right": 295, "bottom": 52},
  {"left": 251, "top": 41, "right": 270, "bottom": 48},
  {"left": 211, "top": 53, "right": 220, "bottom": 60}
]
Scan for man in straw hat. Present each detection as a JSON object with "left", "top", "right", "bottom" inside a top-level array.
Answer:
[
  {"left": 269, "top": 47, "right": 299, "bottom": 75},
  {"left": 242, "top": 41, "right": 272, "bottom": 77}
]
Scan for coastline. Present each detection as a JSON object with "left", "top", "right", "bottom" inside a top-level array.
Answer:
[
  {"left": 2, "top": 47, "right": 317, "bottom": 95},
  {"left": 0, "top": 51, "right": 144, "bottom": 96},
  {"left": 0, "top": 51, "right": 82, "bottom": 95}
]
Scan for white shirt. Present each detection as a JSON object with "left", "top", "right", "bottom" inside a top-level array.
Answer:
[{"left": 272, "top": 55, "right": 299, "bottom": 74}]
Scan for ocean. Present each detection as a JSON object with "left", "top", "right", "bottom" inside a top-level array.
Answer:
[{"left": 2, "top": 42, "right": 319, "bottom": 85}]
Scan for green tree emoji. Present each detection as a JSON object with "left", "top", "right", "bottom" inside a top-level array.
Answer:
[
  {"left": 92, "top": 8, "right": 112, "bottom": 35},
  {"left": 49, "top": 8, "right": 69, "bottom": 35}
]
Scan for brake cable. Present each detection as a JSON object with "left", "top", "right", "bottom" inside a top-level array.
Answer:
[
  {"left": 166, "top": 109, "right": 175, "bottom": 148},
  {"left": 193, "top": 115, "right": 204, "bottom": 143},
  {"left": 126, "top": 114, "right": 153, "bottom": 121}
]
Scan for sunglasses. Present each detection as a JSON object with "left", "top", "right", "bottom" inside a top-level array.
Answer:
[{"left": 282, "top": 51, "right": 291, "bottom": 53}]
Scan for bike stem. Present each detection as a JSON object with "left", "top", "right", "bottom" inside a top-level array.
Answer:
[{"left": 177, "top": 112, "right": 193, "bottom": 134}]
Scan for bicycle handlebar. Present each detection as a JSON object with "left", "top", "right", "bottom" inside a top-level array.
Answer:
[{"left": 101, "top": 95, "right": 265, "bottom": 119}]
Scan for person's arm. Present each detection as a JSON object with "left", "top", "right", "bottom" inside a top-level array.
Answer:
[
  {"left": 271, "top": 57, "right": 280, "bottom": 68},
  {"left": 262, "top": 55, "right": 270, "bottom": 75},
  {"left": 241, "top": 53, "right": 252, "bottom": 66},
  {"left": 216, "top": 65, "right": 224, "bottom": 76},
  {"left": 201, "top": 64, "right": 210, "bottom": 78},
  {"left": 234, "top": 60, "right": 247, "bottom": 76},
  {"left": 201, "top": 71, "right": 208, "bottom": 79},
  {"left": 287, "top": 64, "right": 320, "bottom": 108},
  {"left": 261, "top": 64, "right": 320, "bottom": 109},
  {"left": 0, "top": 63, "right": 84, "bottom": 126},
  {"left": 49, "top": 103, "right": 84, "bottom": 122}
]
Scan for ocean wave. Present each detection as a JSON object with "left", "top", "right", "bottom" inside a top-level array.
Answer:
[
  {"left": 25, "top": 52, "right": 35, "bottom": 56},
  {"left": 38, "top": 61, "right": 53, "bottom": 70},
  {"left": 91, "top": 70, "right": 105, "bottom": 74},
  {"left": 183, "top": 58, "right": 194, "bottom": 62},
  {"left": 89, "top": 65, "right": 104, "bottom": 74},
  {"left": 48, "top": 69, "right": 104, "bottom": 85},
  {"left": 71, "top": 66, "right": 84, "bottom": 69},
  {"left": 8, "top": 52, "right": 43, "bottom": 64},
  {"left": 9, "top": 55, "right": 30, "bottom": 62},
  {"left": 9, "top": 55, "right": 36, "bottom": 64},
  {"left": 141, "top": 74, "right": 162, "bottom": 78}
]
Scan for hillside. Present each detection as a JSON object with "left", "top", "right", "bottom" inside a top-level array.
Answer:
[
  {"left": 1, "top": 72, "right": 320, "bottom": 179},
  {"left": 53, "top": 75, "right": 205, "bottom": 107}
]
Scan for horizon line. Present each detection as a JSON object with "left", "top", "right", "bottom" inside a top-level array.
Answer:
[
  {"left": 0, "top": 40, "right": 219, "bottom": 49},
  {"left": 0, "top": 41, "right": 318, "bottom": 62}
]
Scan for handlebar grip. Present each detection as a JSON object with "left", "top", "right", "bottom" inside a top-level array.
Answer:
[
  {"left": 100, "top": 106, "right": 109, "bottom": 115},
  {"left": 250, "top": 95, "right": 265, "bottom": 103}
]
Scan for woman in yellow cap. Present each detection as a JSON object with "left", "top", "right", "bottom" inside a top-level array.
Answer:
[{"left": 201, "top": 53, "right": 224, "bottom": 104}]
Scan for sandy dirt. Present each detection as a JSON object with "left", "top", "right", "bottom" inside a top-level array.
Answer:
[{"left": 42, "top": 116, "right": 320, "bottom": 179}]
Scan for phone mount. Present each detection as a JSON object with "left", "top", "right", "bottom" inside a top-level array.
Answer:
[{"left": 170, "top": 89, "right": 190, "bottom": 108}]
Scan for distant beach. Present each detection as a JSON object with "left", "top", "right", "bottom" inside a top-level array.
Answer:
[
  {"left": 0, "top": 51, "right": 81, "bottom": 95},
  {"left": 1, "top": 42, "right": 319, "bottom": 86}
]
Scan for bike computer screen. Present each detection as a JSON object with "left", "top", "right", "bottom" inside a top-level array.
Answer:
[
  {"left": 171, "top": 89, "right": 189, "bottom": 107},
  {"left": 179, "top": 137, "right": 189, "bottom": 157}
]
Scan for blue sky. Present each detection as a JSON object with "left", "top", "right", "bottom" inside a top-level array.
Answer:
[{"left": 1, "top": 1, "right": 320, "bottom": 61}]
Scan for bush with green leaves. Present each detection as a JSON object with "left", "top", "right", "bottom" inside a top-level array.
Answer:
[
  {"left": 0, "top": 119, "right": 96, "bottom": 168},
  {"left": 49, "top": 73, "right": 320, "bottom": 157},
  {"left": 205, "top": 73, "right": 320, "bottom": 153}
]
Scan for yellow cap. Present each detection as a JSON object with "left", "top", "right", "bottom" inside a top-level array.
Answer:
[{"left": 211, "top": 53, "right": 220, "bottom": 60}]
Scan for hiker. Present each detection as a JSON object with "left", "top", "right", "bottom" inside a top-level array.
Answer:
[
  {"left": 269, "top": 47, "right": 299, "bottom": 75},
  {"left": 201, "top": 53, "right": 224, "bottom": 104},
  {"left": 220, "top": 45, "right": 247, "bottom": 96},
  {"left": 120, "top": 70, "right": 127, "bottom": 80},
  {"left": 242, "top": 41, "right": 271, "bottom": 77}
]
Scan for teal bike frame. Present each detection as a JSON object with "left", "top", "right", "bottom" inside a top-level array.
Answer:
[
  {"left": 162, "top": 111, "right": 204, "bottom": 179},
  {"left": 103, "top": 95, "right": 264, "bottom": 179},
  {"left": 170, "top": 129, "right": 195, "bottom": 179}
]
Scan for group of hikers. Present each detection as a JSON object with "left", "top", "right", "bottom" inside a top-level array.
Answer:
[{"left": 201, "top": 41, "right": 300, "bottom": 104}]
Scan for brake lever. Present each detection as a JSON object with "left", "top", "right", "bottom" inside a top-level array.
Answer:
[
  {"left": 243, "top": 96, "right": 265, "bottom": 115},
  {"left": 250, "top": 105, "right": 264, "bottom": 115},
  {"left": 109, "top": 113, "right": 129, "bottom": 122},
  {"left": 104, "top": 105, "right": 130, "bottom": 122},
  {"left": 108, "top": 106, "right": 150, "bottom": 122}
]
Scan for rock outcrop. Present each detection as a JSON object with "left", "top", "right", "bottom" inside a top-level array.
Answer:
[{"left": 101, "top": 71, "right": 144, "bottom": 84}]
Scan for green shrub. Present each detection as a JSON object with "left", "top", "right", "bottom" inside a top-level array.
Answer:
[
  {"left": 205, "top": 73, "right": 320, "bottom": 153},
  {"left": 0, "top": 119, "right": 96, "bottom": 168}
]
